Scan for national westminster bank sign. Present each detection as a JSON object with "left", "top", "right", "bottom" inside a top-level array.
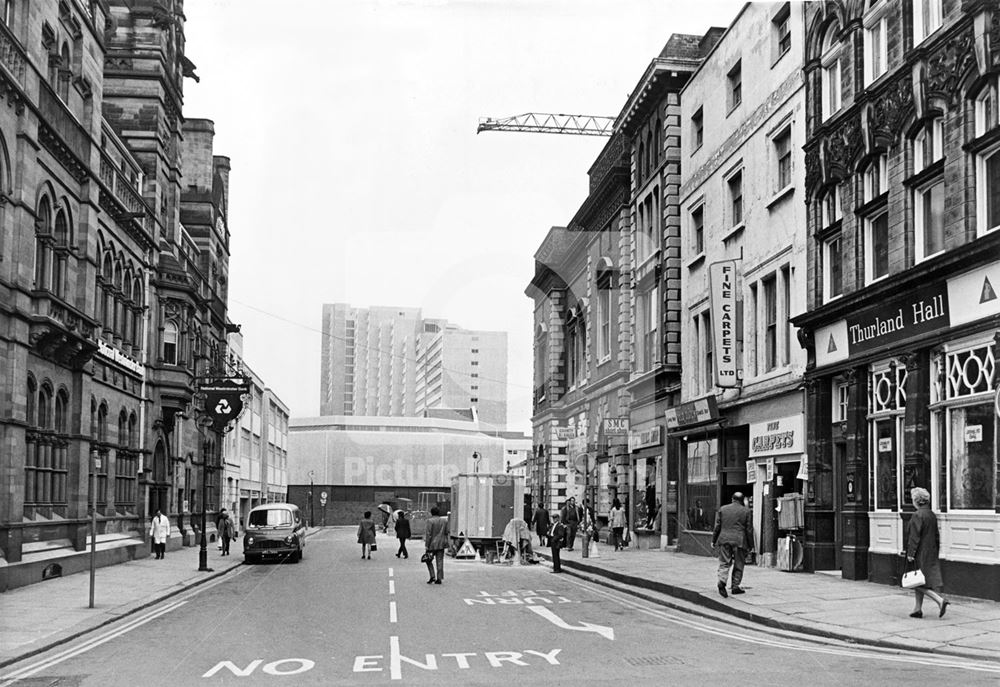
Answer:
[{"left": 815, "top": 260, "right": 999, "bottom": 368}]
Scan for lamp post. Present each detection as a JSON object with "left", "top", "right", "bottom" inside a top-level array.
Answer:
[
  {"left": 473, "top": 451, "right": 481, "bottom": 473},
  {"left": 308, "top": 470, "right": 315, "bottom": 527},
  {"left": 88, "top": 447, "right": 98, "bottom": 609},
  {"left": 195, "top": 413, "right": 215, "bottom": 573}
]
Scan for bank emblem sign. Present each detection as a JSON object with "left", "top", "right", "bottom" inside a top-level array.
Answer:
[{"left": 200, "top": 378, "right": 251, "bottom": 432}]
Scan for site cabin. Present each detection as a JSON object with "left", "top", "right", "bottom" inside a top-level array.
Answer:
[{"left": 449, "top": 473, "right": 525, "bottom": 554}]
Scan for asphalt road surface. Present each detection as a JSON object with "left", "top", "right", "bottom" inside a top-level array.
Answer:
[{"left": 3, "top": 527, "right": 999, "bottom": 686}]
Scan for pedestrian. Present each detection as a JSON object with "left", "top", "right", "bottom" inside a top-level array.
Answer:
[
  {"left": 548, "top": 513, "right": 567, "bottom": 573},
  {"left": 423, "top": 506, "right": 450, "bottom": 584},
  {"left": 357, "top": 510, "right": 377, "bottom": 559},
  {"left": 906, "top": 487, "right": 949, "bottom": 618},
  {"left": 561, "top": 497, "right": 580, "bottom": 551},
  {"left": 217, "top": 510, "right": 235, "bottom": 556},
  {"left": 394, "top": 510, "right": 411, "bottom": 559},
  {"left": 149, "top": 509, "right": 170, "bottom": 559},
  {"left": 532, "top": 502, "right": 550, "bottom": 547},
  {"left": 712, "top": 492, "right": 752, "bottom": 598},
  {"left": 609, "top": 497, "right": 626, "bottom": 551}
]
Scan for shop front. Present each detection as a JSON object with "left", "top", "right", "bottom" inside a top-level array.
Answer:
[
  {"left": 800, "top": 258, "right": 1000, "bottom": 598},
  {"left": 626, "top": 424, "right": 665, "bottom": 549},
  {"left": 668, "top": 395, "right": 722, "bottom": 557}
]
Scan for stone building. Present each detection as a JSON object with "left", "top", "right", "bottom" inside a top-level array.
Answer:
[
  {"left": 793, "top": 0, "right": 1000, "bottom": 599},
  {"left": 677, "top": 2, "right": 808, "bottom": 565},
  {"left": 0, "top": 0, "right": 238, "bottom": 590}
]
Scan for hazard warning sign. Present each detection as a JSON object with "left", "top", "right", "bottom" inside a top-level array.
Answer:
[{"left": 455, "top": 538, "right": 477, "bottom": 559}]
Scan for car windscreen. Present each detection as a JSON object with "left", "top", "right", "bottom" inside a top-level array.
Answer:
[{"left": 248, "top": 509, "right": 293, "bottom": 528}]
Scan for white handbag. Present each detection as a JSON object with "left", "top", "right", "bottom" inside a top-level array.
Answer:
[{"left": 901, "top": 568, "right": 925, "bottom": 589}]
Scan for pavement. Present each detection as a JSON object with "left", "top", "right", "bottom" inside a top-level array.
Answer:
[
  {"left": 537, "top": 535, "right": 1000, "bottom": 662},
  {"left": 2, "top": 527, "right": 998, "bottom": 670}
]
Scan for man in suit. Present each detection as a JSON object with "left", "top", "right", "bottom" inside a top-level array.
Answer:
[
  {"left": 548, "top": 513, "right": 567, "bottom": 573},
  {"left": 712, "top": 492, "right": 752, "bottom": 598},
  {"left": 423, "top": 506, "right": 450, "bottom": 584},
  {"left": 561, "top": 498, "right": 581, "bottom": 551}
]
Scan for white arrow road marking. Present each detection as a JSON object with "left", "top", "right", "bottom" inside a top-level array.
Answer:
[{"left": 526, "top": 605, "right": 614, "bottom": 640}]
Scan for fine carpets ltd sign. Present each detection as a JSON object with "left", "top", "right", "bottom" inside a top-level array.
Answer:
[{"left": 709, "top": 260, "right": 739, "bottom": 387}]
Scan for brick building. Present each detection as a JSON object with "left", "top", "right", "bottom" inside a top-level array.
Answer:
[{"left": 793, "top": 0, "right": 1000, "bottom": 599}]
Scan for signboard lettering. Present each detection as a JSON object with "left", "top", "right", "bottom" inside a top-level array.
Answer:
[
  {"left": 709, "top": 261, "right": 739, "bottom": 387},
  {"left": 748, "top": 415, "right": 803, "bottom": 458},
  {"left": 603, "top": 418, "right": 629, "bottom": 436},
  {"left": 664, "top": 395, "right": 719, "bottom": 429},
  {"left": 200, "top": 378, "right": 251, "bottom": 433},
  {"left": 627, "top": 426, "right": 662, "bottom": 452}
]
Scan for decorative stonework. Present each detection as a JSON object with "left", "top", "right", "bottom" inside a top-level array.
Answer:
[
  {"left": 925, "top": 28, "right": 977, "bottom": 105},
  {"left": 822, "top": 113, "right": 864, "bottom": 180},
  {"left": 38, "top": 124, "right": 89, "bottom": 184},
  {"left": 990, "top": 8, "right": 1000, "bottom": 67},
  {"left": 868, "top": 75, "right": 913, "bottom": 149}
]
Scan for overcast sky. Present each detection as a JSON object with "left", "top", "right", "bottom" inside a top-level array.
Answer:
[{"left": 181, "top": 0, "right": 747, "bottom": 433}]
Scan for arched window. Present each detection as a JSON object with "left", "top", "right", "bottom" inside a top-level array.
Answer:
[
  {"left": 637, "top": 141, "right": 645, "bottom": 184},
  {"left": 118, "top": 409, "right": 128, "bottom": 446},
  {"left": 128, "top": 412, "right": 138, "bottom": 445},
  {"left": 101, "top": 252, "right": 113, "bottom": 329},
  {"left": 645, "top": 130, "right": 653, "bottom": 177},
  {"left": 113, "top": 260, "right": 123, "bottom": 336},
  {"left": 132, "top": 276, "right": 143, "bottom": 347},
  {"left": 55, "top": 389, "right": 68, "bottom": 433},
  {"left": 58, "top": 43, "right": 71, "bottom": 100},
  {"left": 90, "top": 397, "right": 97, "bottom": 436},
  {"left": 122, "top": 275, "right": 132, "bottom": 344},
  {"left": 26, "top": 375, "right": 37, "bottom": 426},
  {"left": 34, "top": 197, "right": 52, "bottom": 289},
  {"left": 653, "top": 118, "right": 661, "bottom": 166},
  {"left": 52, "top": 209, "right": 69, "bottom": 297},
  {"left": 38, "top": 383, "right": 52, "bottom": 429},
  {"left": 97, "top": 402, "right": 108, "bottom": 442},
  {"left": 163, "top": 321, "right": 178, "bottom": 365},
  {"left": 820, "top": 22, "right": 843, "bottom": 121}
]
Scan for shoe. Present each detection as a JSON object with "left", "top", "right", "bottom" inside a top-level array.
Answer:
[
  {"left": 362, "top": 555, "right": 366, "bottom": 559},
  {"left": 718, "top": 582, "right": 728, "bottom": 598},
  {"left": 367, "top": 555, "right": 371, "bottom": 559},
  {"left": 909, "top": 610, "right": 923, "bottom": 618},
  {"left": 939, "top": 601, "right": 949, "bottom": 618},
  {"left": 731, "top": 587, "right": 745, "bottom": 595},
  {"left": 395, "top": 553, "right": 400, "bottom": 558},
  {"left": 434, "top": 580, "right": 442, "bottom": 584},
  {"left": 427, "top": 579, "right": 435, "bottom": 584},
  {"left": 404, "top": 555, "right": 409, "bottom": 559}
]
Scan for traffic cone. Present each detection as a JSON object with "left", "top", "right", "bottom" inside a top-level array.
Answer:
[{"left": 589, "top": 538, "right": 600, "bottom": 558}]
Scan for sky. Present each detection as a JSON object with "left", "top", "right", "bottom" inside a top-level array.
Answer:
[{"left": 181, "top": 0, "right": 747, "bottom": 433}]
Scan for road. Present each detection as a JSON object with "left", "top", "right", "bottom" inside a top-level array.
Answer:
[{"left": 2, "top": 528, "right": 999, "bottom": 686}]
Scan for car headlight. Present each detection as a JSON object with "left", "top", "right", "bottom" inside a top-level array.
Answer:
[
  {"left": 246, "top": 536, "right": 254, "bottom": 546},
  {"left": 284, "top": 535, "right": 293, "bottom": 545}
]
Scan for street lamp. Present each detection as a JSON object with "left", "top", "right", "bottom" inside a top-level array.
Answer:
[
  {"left": 308, "top": 470, "right": 315, "bottom": 527},
  {"left": 196, "top": 415, "right": 215, "bottom": 573}
]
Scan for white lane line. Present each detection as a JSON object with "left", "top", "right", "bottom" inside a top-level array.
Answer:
[
  {"left": 389, "top": 636, "right": 402, "bottom": 680},
  {"left": 388, "top": 567, "right": 394, "bottom": 577},
  {"left": 0, "top": 600, "right": 188, "bottom": 685},
  {"left": 559, "top": 576, "right": 1000, "bottom": 674},
  {"left": 389, "top": 580, "right": 395, "bottom": 595},
  {"left": 389, "top": 601, "right": 398, "bottom": 623}
]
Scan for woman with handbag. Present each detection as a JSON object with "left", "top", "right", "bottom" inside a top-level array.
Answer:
[
  {"left": 357, "top": 511, "right": 377, "bottom": 560},
  {"left": 905, "top": 487, "right": 949, "bottom": 618}
]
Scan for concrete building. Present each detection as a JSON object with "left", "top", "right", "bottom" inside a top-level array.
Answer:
[
  {"left": 221, "top": 333, "right": 290, "bottom": 528},
  {"left": 677, "top": 2, "right": 808, "bottom": 565},
  {"left": 320, "top": 303, "right": 508, "bottom": 429},
  {"left": 285, "top": 415, "right": 523, "bottom": 525},
  {"left": 793, "top": 0, "right": 1000, "bottom": 600},
  {"left": 0, "top": 0, "right": 239, "bottom": 590}
]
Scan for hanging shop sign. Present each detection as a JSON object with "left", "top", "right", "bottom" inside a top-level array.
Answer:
[
  {"left": 748, "top": 414, "right": 804, "bottom": 458},
  {"left": 603, "top": 417, "right": 629, "bottom": 436},
  {"left": 664, "top": 395, "right": 720, "bottom": 430},
  {"left": 709, "top": 260, "right": 739, "bottom": 387},
  {"left": 628, "top": 425, "right": 662, "bottom": 452},
  {"left": 200, "top": 377, "right": 252, "bottom": 433},
  {"left": 555, "top": 427, "right": 575, "bottom": 440},
  {"left": 796, "top": 453, "right": 809, "bottom": 481},
  {"left": 746, "top": 460, "right": 757, "bottom": 484}
]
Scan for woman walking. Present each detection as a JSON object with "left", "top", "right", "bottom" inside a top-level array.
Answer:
[
  {"left": 357, "top": 510, "right": 377, "bottom": 560},
  {"left": 906, "top": 487, "right": 949, "bottom": 618},
  {"left": 609, "top": 498, "right": 626, "bottom": 551},
  {"left": 394, "top": 510, "right": 411, "bottom": 559}
]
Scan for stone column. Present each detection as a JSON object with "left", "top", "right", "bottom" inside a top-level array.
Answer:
[{"left": 841, "top": 367, "right": 869, "bottom": 580}]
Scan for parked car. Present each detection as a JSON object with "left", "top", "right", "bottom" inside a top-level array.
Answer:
[{"left": 243, "top": 503, "right": 306, "bottom": 563}]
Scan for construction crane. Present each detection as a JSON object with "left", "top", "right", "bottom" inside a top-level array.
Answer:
[{"left": 476, "top": 113, "right": 614, "bottom": 136}]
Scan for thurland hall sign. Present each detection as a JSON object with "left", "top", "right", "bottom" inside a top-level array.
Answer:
[{"left": 815, "top": 260, "right": 1000, "bottom": 368}]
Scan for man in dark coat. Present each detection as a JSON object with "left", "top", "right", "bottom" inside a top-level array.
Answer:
[
  {"left": 548, "top": 513, "right": 567, "bottom": 573},
  {"left": 532, "top": 504, "right": 550, "bottom": 547},
  {"left": 712, "top": 492, "right": 752, "bottom": 598},
  {"left": 423, "top": 506, "right": 450, "bottom": 584},
  {"left": 561, "top": 498, "right": 581, "bottom": 551}
]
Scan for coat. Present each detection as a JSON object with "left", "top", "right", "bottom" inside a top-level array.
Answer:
[
  {"left": 712, "top": 501, "right": 751, "bottom": 548},
  {"left": 357, "top": 518, "right": 377, "bottom": 545},
  {"left": 150, "top": 514, "right": 170, "bottom": 544},
  {"left": 609, "top": 506, "right": 627, "bottom": 529},
  {"left": 561, "top": 504, "right": 580, "bottom": 526},
  {"left": 218, "top": 514, "right": 235, "bottom": 540},
  {"left": 907, "top": 504, "right": 943, "bottom": 589},
  {"left": 394, "top": 516, "right": 411, "bottom": 540},
  {"left": 533, "top": 507, "right": 550, "bottom": 536},
  {"left": 548, "top": 521, "right": 567, "bottom": 549},
  {"left": 424, "top": 515, "right": 450, "bottom": 551}
]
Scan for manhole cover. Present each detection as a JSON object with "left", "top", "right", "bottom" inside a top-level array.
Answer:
[{"left": 624, "top": 656, "right": 684, "bottom": 667}]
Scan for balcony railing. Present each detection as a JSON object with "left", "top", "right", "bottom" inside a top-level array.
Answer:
[
  {"left": 0, "top": 20, "right": 27, "bottom": 87},
  {"left": 99, "top": 149, "right": 155, "bottom": 237}
]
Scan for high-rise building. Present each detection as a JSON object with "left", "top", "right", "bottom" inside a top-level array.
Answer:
[{"left": 320, "top": 304, "right": 508, "bottom": 429}]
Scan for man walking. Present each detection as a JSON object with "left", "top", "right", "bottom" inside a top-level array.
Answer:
[
  {"left": 548, "top": 513, "right": 567, "bottom": 573},
  {"left": 150, "top": 509, "right": 170, "bottom": 559},
  {"left": 561, "top": 497, "right": 581, "bottom": 551},
  {"left": 423, "top": 506, "right": 450, "bottom": 584},
  {"left": 217, "top": 509, "right": 235, "bottom": 556},
  {"left": 712, "top": 492, "right": 752, "bottom": 597}
]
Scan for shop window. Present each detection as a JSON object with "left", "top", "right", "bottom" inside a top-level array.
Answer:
[
  {"left": 868, "top": 363, "right": 907, "bottom": 511},
  {"left": 685, "top": 435, "right": 719, "bottom": 532},
  {"left": 932, "top": 341, "right": 997, "bottom": 511}
]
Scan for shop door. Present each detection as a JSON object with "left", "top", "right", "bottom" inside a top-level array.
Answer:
[{"left": 833, "top": 441, "right": 846, "bottom": 571}]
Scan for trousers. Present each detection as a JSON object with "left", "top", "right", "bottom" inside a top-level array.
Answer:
[
  {"left": 424, "top": 549, "right": 444, "bottom": 581},
  {"left": 717, "top": 543, "right": 746, "bottom": 588}
]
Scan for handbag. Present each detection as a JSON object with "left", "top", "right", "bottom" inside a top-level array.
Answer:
[
  {"left": 420, "top": 551, "right": 432, "bottom": 563},
  {"left": 901, "top": 559, "right": 925, "bottom": 589},
  {"left": 370, "top": 542, "right": 377, "bottom": 552}
]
